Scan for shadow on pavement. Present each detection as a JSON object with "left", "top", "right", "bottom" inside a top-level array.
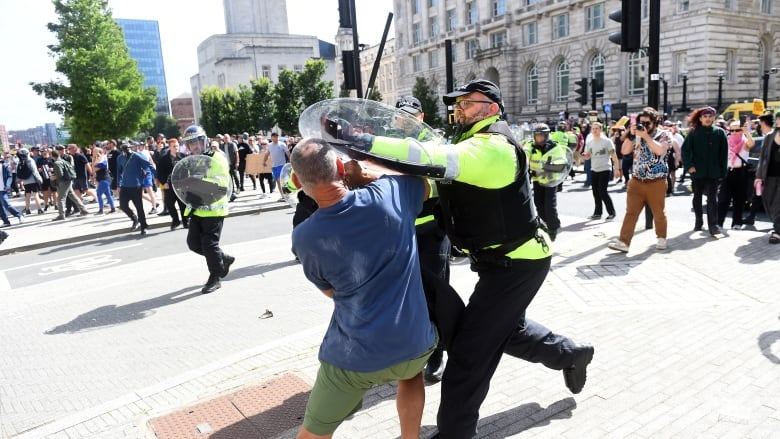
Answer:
[
  {"left": 736, "top": 235, "right": 780, "bottom": 264},
  {"left": 39, "top": 232, "right": 142, "bottom": 255},
  {"left": 416, "top": 397, "right": 576, "bottom": 439},
  {"left": 758, "top": 317, "right": 780, "bottom": 364},
  {"left": 43, "top": 285, "right": 202, "bottom": 334},
  {"left": 227, "top": 260, "right": 301, "bottom": 281}
]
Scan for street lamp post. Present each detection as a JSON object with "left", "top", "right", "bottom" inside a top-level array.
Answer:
[
  {"left": 762, "top": 68, "right": 777, "bottom": 107},
  {"left": 717, "top": 71, "right": 725, "bottom": 111},
  {"left": 659, "top": 73, "right": 669, "bottom": 117},
  {"left": 678, "top": 70, "right": 690, "bottom": 112}
]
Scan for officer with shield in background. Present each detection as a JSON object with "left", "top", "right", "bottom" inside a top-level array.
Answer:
[{"left": 172, "top": 125, "right": 235, "bottom": 294}]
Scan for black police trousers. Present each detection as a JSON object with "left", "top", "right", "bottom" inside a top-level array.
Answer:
[
  {"left": 436, "top": 257, "right": 578, "bottom": 438},
  {"left": 186, "top": 216, "right": 225, "bottom": 275}
]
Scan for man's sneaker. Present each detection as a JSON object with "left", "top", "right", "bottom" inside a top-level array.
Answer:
[
  {"left": 423, "top": 349, "right": 445, "bottom": 383},
  {"left": 563, "top": 343, "right": 594, "bottom": 394},
  {"left": 709, "top": 226, "right": 723, "bottom": 237},
  {"left": 148, "top": 208, "right": 158, "bottom": 215},
  {"left": 769, "top": 232, "right": 780, "bottom": 245},
  {"left": 220, "top": 254, "right": 235, "bottom": 278},
  {"left": 130, "top": 218, "right": 139, "bottom": 231},
  {"left": 587, "top": 214, "right": 601, "bottom": 220},
  {"left": 51, "top": 215, "right": 65, "bottom": 221},
  {"left": 201, "top": 274, "right": 221, "bottom": 294},
  {"left": 79, "top": 210, "right": 89, "bottom": 216},
  {"left": 1, "top": 223, "right": 11, "bottom": 228},
  {"left": 608, "top": 240, "right": 629, "bottom": 253},
  {"left": 656, "top": 238, "right": 667, "bottom": 250},
  {"left": 605, "top": 214, "right": 616, "bottom": 221},
  {"left": 16, "top": 214, "right": 24, "bottom": 224}
]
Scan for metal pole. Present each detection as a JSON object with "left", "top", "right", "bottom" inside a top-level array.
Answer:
[
  {"left": 763, "top": 71, "right": 770, "bottom": 107},
  {"left": 364, "top": 13, "right": 393, "bottom": 99},
  {"left": 349, "top": 0, "right": 363, "bottom": 98},
  {"left": 663, "top": 79, "right": 668, "bottom": 116},
  {"left": 717, "top": 74, "right": 724, "bottom": 110},
  {"left": 647, "top": 0, "right": 660, "bottom": 110},
  {"left": 445, "top": 39, "right": 454, "bottom": 93},
  {"left": 681, "top": 75, "right": 688, "bottom": 111}
]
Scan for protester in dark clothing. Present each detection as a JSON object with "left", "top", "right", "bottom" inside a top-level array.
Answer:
[
  {"left": 118, "top": 145, "right": 154, "bottom": 235},
  {"left": 156, "top": 139, "right": 188, "bottom": 230}
]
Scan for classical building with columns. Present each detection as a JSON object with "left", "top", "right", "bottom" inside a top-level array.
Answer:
[{"left": 392, "top": 0, "right": 780, "bottom": 123}]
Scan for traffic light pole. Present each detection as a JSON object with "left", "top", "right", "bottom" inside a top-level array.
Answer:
[{"left": 647, "top": 0, "right": 660, "bottom": 110}]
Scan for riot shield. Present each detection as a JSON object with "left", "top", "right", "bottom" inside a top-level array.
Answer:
[{"left": 170, "top": 155, "right": 232, "bottom": 209}]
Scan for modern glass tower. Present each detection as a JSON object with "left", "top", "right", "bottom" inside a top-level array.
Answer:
[{"left": 116, "top": 18, "right": 169, "bottom": 115}]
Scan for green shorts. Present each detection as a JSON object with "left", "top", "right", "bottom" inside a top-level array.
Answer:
[{"left": 302, "top": 342, "right": 436, "bottom": 435}]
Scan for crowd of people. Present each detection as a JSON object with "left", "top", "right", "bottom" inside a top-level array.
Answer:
[{"left": 3, "top": 85, "right": 780, "bottom": 437}]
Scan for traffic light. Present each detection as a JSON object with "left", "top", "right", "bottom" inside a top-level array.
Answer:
[
  {"left": 608, "top": 0, "right": 641, "bottom": 52},
  {"left": 574, "top": 78, "right": 589, "bottom": 106}
]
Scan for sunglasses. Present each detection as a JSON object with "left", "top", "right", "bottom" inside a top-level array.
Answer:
[{"left": 729, "top": 129, "right": 742, "bottom": 133}]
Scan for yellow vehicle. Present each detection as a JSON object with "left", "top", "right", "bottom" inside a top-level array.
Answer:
[{"left": 719, "top": 99, "right": 780, "bottom": 122}]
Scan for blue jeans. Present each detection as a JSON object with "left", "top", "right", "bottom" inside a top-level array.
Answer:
[
  {"left": 96, "top": 179, "right": 115, "bottom": 211},
  {"left": 0, "top": 191, "right": 23, "bottom": 224}
]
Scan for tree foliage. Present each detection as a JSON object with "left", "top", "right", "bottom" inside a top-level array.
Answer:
[
  {"left": 30, "top": 0, "right": 156, "bottom": 145},
  {"left": 412, "top": 77, "right": 443, "bottom": 128},
  {"left": 273, "top": 69, "right": 301, "bottom": 135},
  {"left": 298, "top": 59, "right": 334, "bottom": 109},
  {"left": 148, "top": 114, "right": 180, "bottom": 140},
  {"left": 251, "top": 76, "right": 276, "bottom": 133},
  {"left": 367, "top": 87, "right": 383, "bottom": 103}
]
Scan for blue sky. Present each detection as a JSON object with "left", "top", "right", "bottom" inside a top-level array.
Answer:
[{"left": 0, "top": 0, "right": 394, "bottom": 130}]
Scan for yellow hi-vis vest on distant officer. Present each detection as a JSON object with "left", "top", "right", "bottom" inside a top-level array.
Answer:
[{"left": 524, "top": 125, "right": 573, "bottom": 187}]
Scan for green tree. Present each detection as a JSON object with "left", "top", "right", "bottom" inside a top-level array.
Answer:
[
  {"left": 274, "top": 69, "right": 301, "bottom": 135},
  {"left": 251, "top": 77, "right": 276, "bottom": 133},
  {"left": 298, "top": 59, "right": 334, "bottom": 109},
  {"left": 339, "top": 82, "right": 351, "bottom": 98},
  {"left": 148, "top": 115, "right": 180, "bottom": 140},
  {"left": 199, "top": 86, "right": 225, "bottom": 137},
  {"left": 234, "top": 83, "right": 257, "bottom": 134},
  {"left": 412, "top": 77, "right": 443, "bottom": 128},
  {"left": 31, "top": 0, "right": 155, "bottom": 145},
  {"left": 367, "top": 87, "right": 383, "bottom": 103},
  {"left": 220, "top": 87, "right": 240, "bottom": 135}
]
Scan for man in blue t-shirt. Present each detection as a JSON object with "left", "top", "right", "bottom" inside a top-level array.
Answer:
[{"left": 290, "top": 138, "right": 436, "bottom": 439}]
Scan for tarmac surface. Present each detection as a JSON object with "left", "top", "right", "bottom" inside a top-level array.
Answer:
[{"left": 2, "top": 180, "right": 780, "bottom": 439}]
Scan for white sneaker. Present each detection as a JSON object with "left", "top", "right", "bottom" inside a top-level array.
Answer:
[
  {"left": 656, "top": 238, "right": 667, "bottom": 250},
  {"left": 608, "top": 240, "right": 629, "bottom": 253}
]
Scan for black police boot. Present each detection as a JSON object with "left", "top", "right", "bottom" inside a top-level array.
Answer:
[
  {"left": 424, "top": 347, "right": 445, "bottom": 383},
  {"left": 201, "top": 273, "right": 221, "bottom": 294},
  {"left": 220, "top": 254, "right": 235, "bottom": 278},
  {"left": 563, "top": 343, "right": 594, "bottom": 394}
]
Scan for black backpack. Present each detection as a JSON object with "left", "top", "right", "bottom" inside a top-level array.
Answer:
[
  {"left": 16, "top": 158, "right": 32, "bottom": 179},
  {"left": 60, "top": 159, "right": 77, "bottom": 180}
]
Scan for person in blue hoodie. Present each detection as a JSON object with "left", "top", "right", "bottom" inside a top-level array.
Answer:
[{"left": 118, "top": 142, "right": 154, "bottom": 235}]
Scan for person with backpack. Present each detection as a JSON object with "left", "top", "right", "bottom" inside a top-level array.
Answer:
[
  {"left": 15, "top": 148, "right": 45, "bottom": 215},
  {"left": 50, "top": 148, "right": 89, "bottom": 221}
]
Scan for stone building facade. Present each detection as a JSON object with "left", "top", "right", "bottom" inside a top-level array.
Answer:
[{"left": 393, "top": 0, "right": 780, "bottom": 124}]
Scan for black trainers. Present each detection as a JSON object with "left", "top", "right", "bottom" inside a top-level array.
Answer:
[
  {"left": 201, "top": 274, "right": 221, "bottom": 294},
  {"left": 563, "top": 343, "right": 594, "bottom": 394},
  {"left": 423, "top": 348, "right": 445, "bottom": 383},
  {"left": 220, "top": 254, "right": 235, "bottom": 278},
  {"left": 130, "top": 218, "right": 139, "bottom": 231}
]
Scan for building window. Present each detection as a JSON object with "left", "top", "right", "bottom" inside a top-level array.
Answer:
[
  {"left": 642, "top": 0, "right": 649, "bottom": 18},
  {"left": 466, "top": 39, "right": 479, "bottom": 59},
  {"left": 294, "top": 64, "right": 303, "bottom": 73},
  {"left": 585, "top": 4, "right": 604, "bottom": 32},
  {"left": 678, "top": 0, "right": 689, "bottom": 12},
  {"left": 628, "top": 49, "right": 647, "bottom": 95},
  {"left": 758, "top": 41, "right": 767, "bottom": 74},
  {"left": 553, "top": 14, "right": 568, "bottom": 39},
  {"left": 725, "top": 49, "right": 735, "bottom": 82},
  {"left": 493, "top": 0, "right": 506, "bottom": 17},
  {"left": 413, "top": 55, "right": 422, "bottom": 73},
  {"left": 761, "top": 0, "right": 771, "bottom": 13},
  {"left": 262, "top": 65, "right": 271, "bottom": 78},
  {"left": 428, "top": 0, "right": 437, "bottom": 7},
  {"left": 466, "top": 2, "right": 478, "bottom": 25},
  {"left": 446, "top": 9, "right": 457, "bottom": 31},
  {"left": 429, "top": 50, "right": 439, "bottom": 68},
  {"left": 412, "top": 0, "right": 421, "bottom": 14},
  {"left": 724, "top": 0, "right": 735, "bottom": 9},
  {"left": 527, "top": 65, "right": 538, "bottom": 105},
  {"left": 278, "top": 64, "right": 287, "bottom": 72},
  {"left": 674, "top": 51, "right": 687, "bottom": 85},
  {"left": 218, "top": 73, "right": 226, "bottom": 88},
  {"left": 590, "top": 53, "right": 606, "bottom": 98},
  {"left": 491, "top": 30, "right": 507, "bottom": 49},
  {"left": 524, "top": 22, "right": 537, "bottom": 45},
  {"left": 429, "top": 16, "right": 439, "bottom": 37},
  {"left": 526, "top": 0, "right": 537, "bottom": 5},
  {"left": 413, "top": 23, "right": 422, "bottom": 45},
  {"left": 556, "top": 60, "right": 569, "bottom": 102}
]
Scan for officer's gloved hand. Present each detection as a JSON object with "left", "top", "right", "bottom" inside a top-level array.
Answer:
[{"left": 322, "top": 118, "right": 374, "bottom": 151}]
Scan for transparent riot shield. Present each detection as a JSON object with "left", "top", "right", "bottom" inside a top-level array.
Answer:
[
  {"left": 298, "top": 98, "right": 447, "bottom": 179},
  {"left": 170, "top": 155, "right": 233, "bottom": 209}
]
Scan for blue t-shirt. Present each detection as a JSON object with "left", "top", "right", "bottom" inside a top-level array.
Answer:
[
  {"left": 292, "top": 175, "right": 435, "bottom": 372},
  {"left": 119, "top": 152, "right": 153, "bottom": 188}
]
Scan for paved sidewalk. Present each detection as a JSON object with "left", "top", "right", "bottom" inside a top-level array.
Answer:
[
  {"left": 5, "top": 206, "right": 779, "bottom": 439},
  {"left": 0, "top": 190, "right": 290, "bottom": 256}
]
